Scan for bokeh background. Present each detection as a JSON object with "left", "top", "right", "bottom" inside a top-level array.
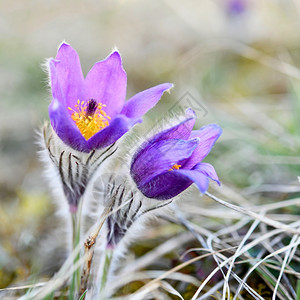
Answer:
[{"left": 1, "top": 0, "right": 300, "bottom": 293}]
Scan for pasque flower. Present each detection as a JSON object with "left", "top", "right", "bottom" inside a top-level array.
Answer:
[
  {"left": 130, "top": 110, "right": 222, "bottom": 200},
  {"left": 227, "top": 0, "right": 247, "bottom": 15},
  {"left": 48, "top": 43, "right": 172, "bottom": 152}
]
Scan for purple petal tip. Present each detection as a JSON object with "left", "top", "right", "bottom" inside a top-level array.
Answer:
[
  {"left": 185, "top": 108, "right": 196, "bottom": 118},
  {"left": 107, "top": 50, "right": 123, "bottom": 65}
]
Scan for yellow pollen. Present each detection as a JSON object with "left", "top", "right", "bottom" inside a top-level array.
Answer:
[
  {"left": 68, "top": 100, "right": 110, "bottom": 140},
  {"left": 169, "top": 164, "right": 181, "bottom": 171}
]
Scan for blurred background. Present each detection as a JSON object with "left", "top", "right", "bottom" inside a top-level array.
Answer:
[{"left": 1, "top": 0, "right": 300, "bottom": 292}]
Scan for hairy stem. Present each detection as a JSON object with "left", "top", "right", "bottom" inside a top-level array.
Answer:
[
  {"left": 100, "top": 249, "right": 113, "bottom": 296},
  {"left": 69, "top": 202, "right": 82, "bottom": 299}
]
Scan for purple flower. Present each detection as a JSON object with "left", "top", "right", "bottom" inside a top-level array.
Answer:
[
  {"left": 130, "top": 110, "right": 222, "bottom": 200},
  {"left": 227, "top": 0, "right": 247, "bottom": 15},
  {"left": 48, "top": 43, "right": 173, "bottom": 152}
]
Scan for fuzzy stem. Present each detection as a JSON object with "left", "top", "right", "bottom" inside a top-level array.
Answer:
[
  {"left": 69, "top": 203, "right": 82, "bottom": 299},
  {"left": 100, "top": 249, "right": 113, "bottom": 297}
]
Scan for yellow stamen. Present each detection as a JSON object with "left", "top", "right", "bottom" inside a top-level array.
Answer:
[
  {"left": 169, "top": 164, "right": 181, "bottom": 171},
  {"left": 68, "top": 100, "right": 110, "bottom": 140}
]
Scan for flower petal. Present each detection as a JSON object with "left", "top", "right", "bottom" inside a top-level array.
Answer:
[
  {"left": 121, "top": 83, "right": 173, "bottom": 118},
  {"left": 144, "top": 109, "right": 196, "bottom": 148},
  {"left": 131, "top": 138, "right": 199, "bottom": 188},
  {"left": 138, "top": 171, "right": 193, "bottom": 200},
  {"left": 49, "top": 99, "right": 90, "bottom": 152},
  {"left": 85, "top": 51, "right": 127, "bottom": 118},
  {"left": 49, "top": 59, "right": 63, "bottom": 104},
  {"left": 183, "top": 124, "right": 222, "bottom": 168},
  {"left": 50, "top": 43, "right": 85, "bottom": 108},
  {"left": 193, "top": 162, "right": 220, "bottom": 185},
  {"left": 87, "top": 114, "right": 140, "bottom": 150},
  {"left": 138, "top": 168, "right": 209, "bottom": 200},
  {"left": 137, "top": 161, "right": 220, "bottom": 200},
  {"left": 177, "top": 168, "right": 210, "bottom": 193}
]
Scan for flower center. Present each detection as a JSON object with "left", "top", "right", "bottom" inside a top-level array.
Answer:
[
  {"left": 169, "top": 163, "right": 181, "bottom": 171},
  {"left": 68, "top": 99, "right": 111, "bottom": 140}
]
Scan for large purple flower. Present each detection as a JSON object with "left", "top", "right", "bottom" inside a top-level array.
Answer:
[
  {"left": 48, "top": 43, "right": 173, "bottom": 152},
  {"left": 130, "top": 110, "right": 222, "bottom": 200}
]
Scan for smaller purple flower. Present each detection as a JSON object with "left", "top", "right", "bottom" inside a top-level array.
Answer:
[
  {"left": 130, "top": 110, "right": 222, "bottom": 200},
  {"left": 48, "top": 43, "right": 172, "bottom": 152},
  {"left": 227, "top": 0, "right": 247, "bottom": 16}
]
